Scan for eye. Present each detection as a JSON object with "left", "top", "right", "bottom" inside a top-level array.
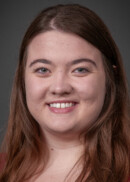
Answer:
[
  {"left": 34, "top": 67, "right": 50, "bottom": 75},
  {"left": 73, "top": 67, "right": 89, "bottom": 73}
]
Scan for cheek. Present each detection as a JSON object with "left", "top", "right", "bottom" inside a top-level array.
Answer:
[
  {"left": 25, "top": 77, "right": 47, "bottom": 104},
  {"left": 76, "top": 76, "right": 106, "bottom": 101}
]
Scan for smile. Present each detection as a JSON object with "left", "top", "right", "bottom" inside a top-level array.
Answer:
[
  {"left": 47, "top": 101, "right": 78, "bottom": 114},
  {"left": 49, "top": 103, "right": 75, "bottom": 108}
]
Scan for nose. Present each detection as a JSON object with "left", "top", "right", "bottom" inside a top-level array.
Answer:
[{"left": 49, "top": 71, "right": 73, "bottom": 96}]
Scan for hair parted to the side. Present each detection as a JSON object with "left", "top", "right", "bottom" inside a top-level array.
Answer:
[{"left": 0, "top": 4, "right": 129, "bottom": 182}]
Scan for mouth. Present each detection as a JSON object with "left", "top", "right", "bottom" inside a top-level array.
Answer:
[
  {"left": 49, "top": 102, "right": 76, "bottom": 108},
  {"left": 47, "top": 101, "right": 78, "bottom": 113}
]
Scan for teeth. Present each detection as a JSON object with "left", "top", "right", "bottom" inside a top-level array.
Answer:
[
  {"left": 61, "top": 103, "right": 65, "bottom": 108},
  {"left": 49, "top": 103, "right": 75, "bottom": 108}
]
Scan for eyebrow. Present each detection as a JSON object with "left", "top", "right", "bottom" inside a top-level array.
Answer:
[
  {"left": 70, "top": 58, "right": 97, "bottom": 67},
  {"left": 29, "top": 59, "right": 52, "bottom": 67},
  {"left": 29, "top": 58, "right": 97, "bottom": 68}
]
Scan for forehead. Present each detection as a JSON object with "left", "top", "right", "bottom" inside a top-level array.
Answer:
[{"left": 27, "top": 30, "right": 103, "bottom": 66}]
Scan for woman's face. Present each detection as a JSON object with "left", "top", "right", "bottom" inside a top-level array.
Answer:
[{"left": 25, "top": 31, "right": 106, "bottom": 137}]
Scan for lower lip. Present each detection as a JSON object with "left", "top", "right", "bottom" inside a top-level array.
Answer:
[{"left": 48, "top": 104, "right": 77, "bottom": 114}]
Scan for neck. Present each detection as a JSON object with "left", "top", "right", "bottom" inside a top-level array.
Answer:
[
  {"left": 43, "top": 130, "right": 85, "bottom": 171},
  {"left": 43, "top": 130, "right": 84, "bottom": 149}
]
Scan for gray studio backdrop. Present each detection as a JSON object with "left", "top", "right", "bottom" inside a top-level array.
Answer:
[{"left": 0, "top": 0, "right": 130, "bottom": 143}]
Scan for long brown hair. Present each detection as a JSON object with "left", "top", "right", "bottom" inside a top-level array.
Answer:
[{"left": 0, "top": 4, "right": 130, "bottom": 182}]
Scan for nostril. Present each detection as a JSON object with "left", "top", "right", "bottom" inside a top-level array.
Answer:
[{"left": 51, "top": 90, "right": 72, "bottom": 96}]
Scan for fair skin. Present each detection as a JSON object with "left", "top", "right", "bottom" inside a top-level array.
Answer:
[{"left": 25, "top": 31, "right": 106, "bottom": 181}]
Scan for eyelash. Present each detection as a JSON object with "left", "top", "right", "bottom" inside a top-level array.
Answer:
[
  {"left": 34, "top": 67, "right": 90, "bottom": 76},
  {"left": 34, "top": 67, "right": 50, "bottom": 74},
  {"left": 73, "top": 67, "right": 89, "bottom": 73}
]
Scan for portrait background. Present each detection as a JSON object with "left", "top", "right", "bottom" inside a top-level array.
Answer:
[{"left": 0, "top": 0, "right": 130, "bottom": 144}]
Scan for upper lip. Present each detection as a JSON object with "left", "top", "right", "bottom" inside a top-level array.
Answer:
[{"left": 47, "top": 100, "right": 79, "bottom": 104}]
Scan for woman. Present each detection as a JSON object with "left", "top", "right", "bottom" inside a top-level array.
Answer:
[{"left": 0, "top": 4, "right": 129, "bottom": 182}]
